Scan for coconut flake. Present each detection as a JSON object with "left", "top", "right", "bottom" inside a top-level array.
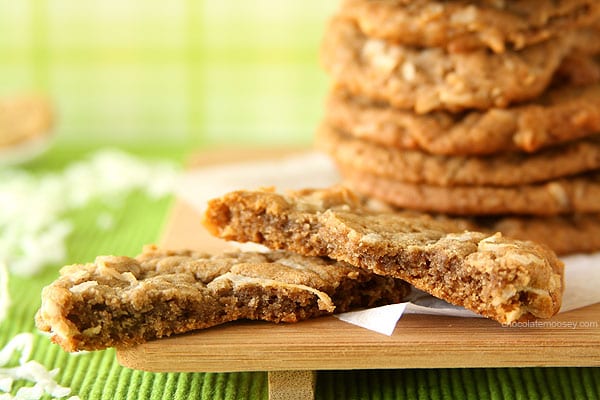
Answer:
[
  {"left": 0, "top": 333, "right": 77, "bottom": 399},
  {"left": 0, "top": 149, "right": 179, "bottom": 276},
  {"left": 95, "top": 212, "right": 115, "bottom": 231},
  {"left": 0, "top": 334, "right": 32, "bottom": 366},
  {"left": 0, "top": 262, "right": 9, "bottom": 324},
  {"left": 0, "top": 377, "right": 12, "bottom": 392},
  {"left": 69, "top": 281, "right": 98, "bottom": 294}
]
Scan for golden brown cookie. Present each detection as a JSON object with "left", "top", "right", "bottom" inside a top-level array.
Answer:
[
  {"left": 203, "top": 187, "right": 564, "bottom": 324},
  {"left": 555, "top": 53, "right": 600, "bottom": 86},
  {"left": 551, "top": 24, "right": 600, "bottom": 85},
  {"left": 465, "top": 213, "right": 600, "bottom": 256},
  {"left": 317, "top": 123, "right": 600, "bottom": 186},
  {"left": 570, "top": 23, "right": 600, "bottom": 55},
  {"left": 321, "top": 17, "right": 574, "bottom": 113},
  {"left": 324, "top": 84, "right": 600, "bottom": 155},
  {"left": 340, "top": 0, "right": 600, "bottom": 53},
  {"left": 361, "top": 200, "right": 600, "bottom": 255},
  {"left": 36, "top": 245, "right": 409, "bottom": 352},
  {"left": 340, "top": 168, "right": 600, "bottom": 216},
  {"left": 0, "top": 94, "right": 53, "bottom": 148}
]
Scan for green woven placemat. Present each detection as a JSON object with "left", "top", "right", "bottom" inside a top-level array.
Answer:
[{"left": 1, "top": 146, "right": 598, "bottom": 400}]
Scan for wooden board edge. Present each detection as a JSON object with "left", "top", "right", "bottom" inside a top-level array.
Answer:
[{"left": 268, "top": 371, "right": 316, "bottom": 400}]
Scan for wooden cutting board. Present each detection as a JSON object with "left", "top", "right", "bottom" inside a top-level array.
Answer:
[{"left": 116, "top": 149, "right": 600, "bottom": 374}]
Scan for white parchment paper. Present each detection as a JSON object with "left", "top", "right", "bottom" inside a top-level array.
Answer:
[{"left": 177, "top": 151, "right": 600, "bottom": 335}]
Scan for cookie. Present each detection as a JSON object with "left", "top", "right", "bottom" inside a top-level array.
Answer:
[
  {"left": 340, "top": 168, "right": 600, "bottom": 216},
  {"left": 35, "top": 245, "right": 409, "bottom": 352},
  {"left": 570, "top": 23, "right": 600, "bottom": 56},
  {"left": 203, "top": 187, "right": 564, "bottom": 324},
  {"left": 321, "top": 17, "right": 574, "bottom": 113},
  {"left": 467, "top": 213, "right": 600, "bottom": 256},
  {"left": 554, "top": 24, "right": 600, "bottom": 85},
  {"left": 324, "top": 84, "right": 600, "bottom": 155},
  {"left": 0, "top": 94, "right": 53, "bottom": 147},
  {"left": 361, "top": 200, "right": 600, "bottom": 255},
  {"left": 317, "top": 123, "right": 600, "bottom": 186},
  {"left": 339, "top": 0, "right": 600, "bottom": 53},
  {"left": 556, "top": 53, "right": 600, "bottom": 86}
]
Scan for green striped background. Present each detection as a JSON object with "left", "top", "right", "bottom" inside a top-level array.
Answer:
[{"left": 0, "top": 1, "right": 337, "bottom": 148}]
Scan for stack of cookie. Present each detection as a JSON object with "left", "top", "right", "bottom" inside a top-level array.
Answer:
[{"left": 317, "top": 0, "right": 600, "bottom": 255}]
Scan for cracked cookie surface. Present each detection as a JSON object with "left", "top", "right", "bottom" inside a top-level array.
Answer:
[
  {"left": 203, "top": 187, "right": 564, "bottom": 324},
  {"left": 317, "top": 123, "right": 600, "bottom": 186},
  {"left": 340, "top": 0, "right": 600, "bottom": 53},
  {"left": 36, "top": 245, "right": 409, "bottom": 352},
  {"left": 321, "top": 17, "right": 574, "bottom": 113},
  {"left": 341, "top": 169, "right": 600, "bottom": 216},
  {"left": 360, "top": 200, "right": 600, "bottom": 256},
  {"left": 324, "top": 84, "right": 600, "bottom": 155}
]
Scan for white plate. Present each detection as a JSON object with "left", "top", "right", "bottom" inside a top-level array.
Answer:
[{"left": 0, "top": 133, "right": 53, "bottom": 166}]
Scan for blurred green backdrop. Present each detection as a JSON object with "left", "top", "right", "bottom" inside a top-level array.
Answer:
[{"left": 0, "top": 1, "right": 338, "bottom": 149}]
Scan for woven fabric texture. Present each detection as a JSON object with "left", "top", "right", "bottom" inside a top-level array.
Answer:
[{"left": 0, "top": 146, "right": 597, "bottom": 400}]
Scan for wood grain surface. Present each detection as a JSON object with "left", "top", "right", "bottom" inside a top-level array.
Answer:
[{"left": 116, "top": 149, "right": 600, "bottom": 373}]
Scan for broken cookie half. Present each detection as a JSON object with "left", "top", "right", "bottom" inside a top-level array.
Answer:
[
  {"left": 36, "top": 245, "right": 409, "bottom": 352},
  {"left": 203, "top": 186, "right": 564, "bottom": 325}
]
